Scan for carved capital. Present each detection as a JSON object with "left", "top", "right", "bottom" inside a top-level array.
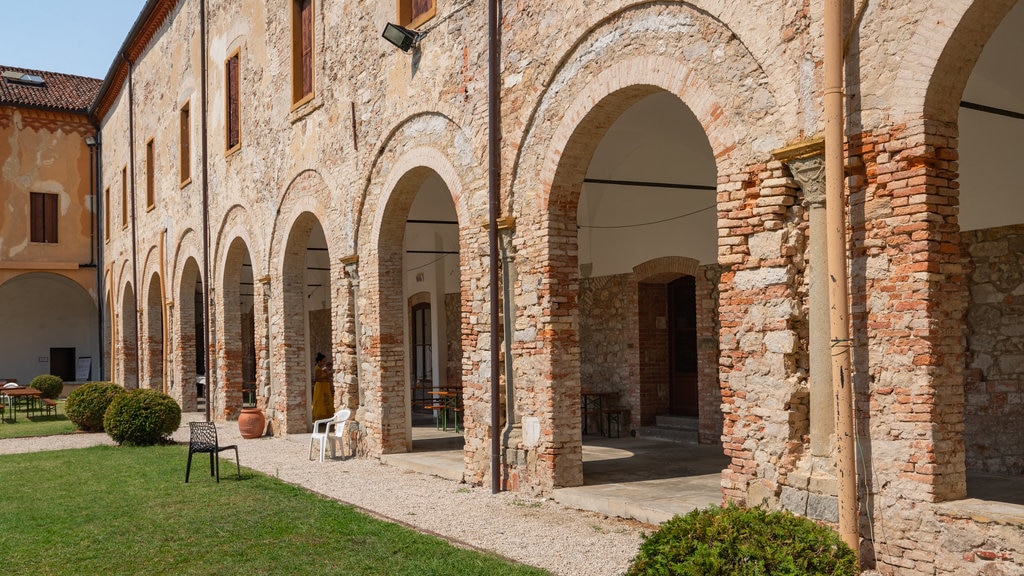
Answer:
[{"left": 788, "top": 155, "right": 826, "bottom": 206}]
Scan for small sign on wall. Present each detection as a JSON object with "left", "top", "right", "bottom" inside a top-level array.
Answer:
[{"left": 76, "top": 357, "right": 92, "bottom": 382}]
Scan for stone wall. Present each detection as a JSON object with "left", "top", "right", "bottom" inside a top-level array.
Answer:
[{"left": 962, "top": 223, "right": 1024, "bottom": 475}]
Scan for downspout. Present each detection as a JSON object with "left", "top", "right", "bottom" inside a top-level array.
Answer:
[
  {"left": 90, "top": 130, "right": 106, "bottom": 380},
  {"left": 824, "top": 0, "right": 858, "bottom": 557},
  {"left": 499, "top": 228, "right": 516, "bottom": 464},
  {"left": 123, "top": 52, "right": 142, "bottom": 389},
  {"left": 487, "top": 0, "right": 502, "bottom": 494},
  {"left": 160, "top": 229, "right": 169, "bottom": 395},
  {"left": 200, "top": 0, "right": 213, "bottom": 422}
]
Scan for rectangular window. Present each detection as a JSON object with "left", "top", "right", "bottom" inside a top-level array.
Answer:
[
  {"left": 180, "top": 102, "right": 191, "bottom": 184},
  {"left": 291, "top": 0, "right": 314, "bottom": 104},
  {"left": 145, "top": 138, "right": 155, "bottom": 209},
  {"left": 226, "top": 51, "right": 241, "bottom": 152},
  {"left": 30, "top": 192, "right": 58, "bottom": 243},
  {"left": 121, "top": 166, "right": 128, "bottom": 229},
  {"left": 398, "top": 0, "right": 436, "bottom": 29},
  {"left": 104, "top": 186, "right": 110, "bottom": 241}
]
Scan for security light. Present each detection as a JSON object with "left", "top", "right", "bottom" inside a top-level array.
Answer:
[{"left": 382, "top": 22, "right": 420, "bottom": 52}]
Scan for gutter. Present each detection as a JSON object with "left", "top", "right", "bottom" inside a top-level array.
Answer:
[
  {"left": 200, "top": 0, "right": 213, "bottom": 422},
  {"left": 122, "top": 51, "right": 142, "bottom": 390}
]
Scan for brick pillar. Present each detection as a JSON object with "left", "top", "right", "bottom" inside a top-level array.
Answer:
[
  {"left": 848, "top": 120, "right": 967, "bottom": 502},
  {"left": 718, "top": 160, "right": 805, "bottom": 505}
]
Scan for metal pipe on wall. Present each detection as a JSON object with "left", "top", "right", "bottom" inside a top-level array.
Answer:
[
  {"left": 824, "top": 0, "right": 859, "bottom": 558},
  {"left": 122, "top": 52, "right": 141, "bottom": 390},
  {"left": 200, "top": 0, "right": 213, "bottom": 422},
  {"left": 488, "top": 0, "right": 502, "bottom": 495}
]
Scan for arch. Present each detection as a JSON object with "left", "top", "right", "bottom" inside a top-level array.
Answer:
[
  {"left": 120, "top": 281, "right": 139, "bottom": 389},
  {"left": 892, "top": 0, "right": 1017, "bottom": 123},
  {"left": 633, "top": 256, "right": 701, "bottom": 284},
  {"left": 144, "top": 271, "right": 164, "bottom": 391},
  {"left": 357, "top": 115, "right": 479, "bottom": 253},
  {"left": 355, "top": 113, "right": 477, "bottom": 456},
  {"left": 175, "top": 256, "right": 204, "bottom": 411},
  {"left": 217, "top": 235, "right": 257, "bottom": 420},
  {"left": 0, "top": 272, "right": 99, "bottom": 384},
  {"left": 268, "top": 169, "right": 349, "bottom": 274}
]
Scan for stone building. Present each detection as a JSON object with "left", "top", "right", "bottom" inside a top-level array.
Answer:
[
  {"left": 0, "top": 66, "right": 103, "bottom": 386},
  {"left": 92, "top": 0, "right": 1022, "bottom": 573}
]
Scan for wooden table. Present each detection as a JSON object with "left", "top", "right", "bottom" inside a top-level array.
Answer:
[
  {"left": 427, "top": 390, "right": 461, "bottom": 433},
  {"left": 1, "top": 387, "right": 41, "bottom": 422}
]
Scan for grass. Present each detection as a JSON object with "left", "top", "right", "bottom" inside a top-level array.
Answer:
[
  {"left": 0, "top": 445, "right": 549, "bottom": 576},
  {"left": 0, "top": 399, "right": 77, "bottom": 439}
]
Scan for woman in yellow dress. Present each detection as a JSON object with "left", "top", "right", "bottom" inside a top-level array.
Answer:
[{"left": 311, "top": 352, "right": 334, "bottom": 421}]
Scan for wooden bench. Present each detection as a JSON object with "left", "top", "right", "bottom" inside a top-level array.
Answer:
[{"left": 40, "top": 398, "right": 57, "bottom": 416}]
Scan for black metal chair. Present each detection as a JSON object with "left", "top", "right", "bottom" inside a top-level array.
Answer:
[{"left": 185, "top": 421, "right": 240, "bottom": 482}]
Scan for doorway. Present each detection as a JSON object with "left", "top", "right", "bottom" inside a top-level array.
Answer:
[
  {"left": 50, "top": 347, "right": 76, "bottom": 382},
  {"left": 668, "top": 276, "right": 698, "bottom": 416}
]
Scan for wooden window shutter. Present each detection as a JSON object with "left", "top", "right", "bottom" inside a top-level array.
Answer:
[
  {"left": 30, "top": 192, "right": 45, "bottom": 242},
  {"left": 411, "top": 0, "right": 434, "bottom": 23},
  {"left": 301, "top": 0, "right": 313, "bottom": 97},
  {"left": 44, "top": 194, "right": 57, "bottom": 243},
  {"left": 146, "top": 139, "right": 154, "bottom": 208},
  {"left": 227, "top": 54, "right": 240, "bottom": 149},
  {"left": 30, "top": 192, "right": 58, "bottom": 243},
  {"left": 180, "top": 104, "right": 190, "bottom": 183}
]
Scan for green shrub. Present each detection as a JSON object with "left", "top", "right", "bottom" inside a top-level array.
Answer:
[
  {"left": 626, "top": 503, "right": 857, "bottom": 576},
  {"left": 65, "top": 381, "right": 125, "bottom": 432},
  {"left": 103, "top": 389, "right": 182, "bottom": 446},
  {"left": 29, "top": 374, "right": 64, "bottom": 399}
]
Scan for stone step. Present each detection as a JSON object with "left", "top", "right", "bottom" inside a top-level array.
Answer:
[
  {"left": 637, "top": 425, "right": 699, "bottom": 444},
  {"left": 655, "top": 415, "right": 699, "bottom": 431}
]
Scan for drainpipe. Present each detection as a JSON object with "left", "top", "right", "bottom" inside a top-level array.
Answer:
[
  {"left": 123, "top": 52, "right": 141, "bottom": 389},
  {"left": 499, "top": 227, "right": 516, "bottom": 469},
  {"left": 200, "top": 0, "right": 213, "bottom": 422},
  {"left": 487, "top": 0, "right": 502, "bottom": 494},
  {"left": 160, "top": 229, "right": 169, "bottom": 395},
  {"left": 89, "top": 130, "right": 105, "bottom": 380},
  {"left": 824, "top": 0, "right": 858, "bottom": 557}
]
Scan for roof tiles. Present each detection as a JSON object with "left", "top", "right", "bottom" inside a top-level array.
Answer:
[{"left": 0, "top": 65, "right": 102, "bottom": 114}]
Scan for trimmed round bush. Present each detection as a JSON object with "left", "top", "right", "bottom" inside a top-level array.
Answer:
[
  {"left": 29, "top": 374, "right": 64, "bottom": 399},
  {"left": 103, "top": 389, "right": 182, "bottom": 446},
  {"left": 65, "top": 381, "right": 125, "bottom": 432},
  {"left": 626, "top": 503, "right": 857, "bottom": 576}
]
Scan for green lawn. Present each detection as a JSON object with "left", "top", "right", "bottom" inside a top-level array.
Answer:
[
  {"left": 0, "top": 399, "right": 76, "bottom": 438},
  {"left": 0, "top": 445, "right": 549, "bottom": 576}
]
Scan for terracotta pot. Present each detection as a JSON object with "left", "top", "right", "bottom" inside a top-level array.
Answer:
[{"left": 238, "top": 408, "right": 266, "bottom": 439}]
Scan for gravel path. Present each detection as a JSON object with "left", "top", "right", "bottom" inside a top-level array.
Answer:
[{"left": 0, "top": 415, "right": 646, "bottom": 576}]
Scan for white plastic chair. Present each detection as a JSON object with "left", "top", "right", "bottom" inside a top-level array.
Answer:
[{"left": 308, "top": 408, "right": 352, "bottom": 462}]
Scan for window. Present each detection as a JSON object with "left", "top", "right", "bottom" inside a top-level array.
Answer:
[
  {"left": 121, "top": 166, "right": 128, "bottom": 229},
  {"left": 145, "top": 138, "right": 155, "bottom": 209},
  {"left": 291, "top": 0, "right": 314, "bottom": 104},
  {"left": 398, "top": 0, "right": 436, "bottom": 29},
  {"left": 180, "top": 102, "right": 191, "bottom": 184},
  {"left": 104, "top": 186, "right": 110, "bottom": 241},
  {"left": 226, "top": 51, "right": 240, "bottom": 152},
  {"left": 30, "top": 192, "right": 58, "bottom": 243}
]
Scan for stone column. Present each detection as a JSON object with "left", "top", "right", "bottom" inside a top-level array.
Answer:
[{"left": 780, "top": 145, "right": 833, "bottom": 457}]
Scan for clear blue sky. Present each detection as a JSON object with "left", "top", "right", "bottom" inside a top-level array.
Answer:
[{"left": 1, "top": 1, "right": 148, "bottom": 79}]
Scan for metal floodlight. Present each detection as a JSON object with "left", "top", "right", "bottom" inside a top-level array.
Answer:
[{"left": 382, "top": 22, "right": 420, "bottom": 52}]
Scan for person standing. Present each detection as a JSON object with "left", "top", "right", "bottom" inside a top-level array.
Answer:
[{"left": 312, "top": 352, "right": 334, "bottom": 421}]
